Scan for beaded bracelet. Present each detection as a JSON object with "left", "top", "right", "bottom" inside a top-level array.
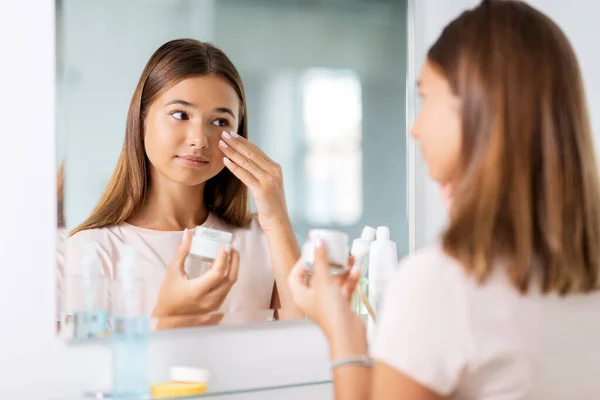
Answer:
[{"left": 331, "top": 355, "right": 373, "bottom": 371}]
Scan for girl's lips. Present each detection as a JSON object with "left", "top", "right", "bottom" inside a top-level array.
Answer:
[{"left": 176, "top": 155, "right": 209, "bottom": 168}]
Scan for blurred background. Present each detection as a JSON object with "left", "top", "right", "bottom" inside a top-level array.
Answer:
[{"left": 57, "top": 0, "right": 408, "bottom": 254}]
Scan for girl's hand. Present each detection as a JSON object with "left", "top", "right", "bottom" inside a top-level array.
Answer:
[
  {"left": 152, "top": 229, "right": 239, "bottom": 318},
  {"left": 219, "top": 130, "right": 290, "bottom": 233},
  {"left": 287, "top": 240, "right": 367, "bottom": 358}
]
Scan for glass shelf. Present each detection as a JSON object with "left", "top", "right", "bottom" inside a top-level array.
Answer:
[
  {"left": 59, "top": 310, "right": 285, "bottom": 342},
  {"left": 54, "top": 379, "right": 332, "bottom": 399}
]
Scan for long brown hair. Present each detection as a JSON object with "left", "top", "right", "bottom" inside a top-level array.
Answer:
[
  {"left": 72, "top": 39, "right": 251, "bottom": 235},
  {"left": 430, "top": 0, "right": 600, "bottom": 294}
]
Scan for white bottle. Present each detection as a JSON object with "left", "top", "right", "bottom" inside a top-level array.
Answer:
[
  {"left": 187, "top": 227, "right": 233, "bottom": 279},
  {"left": 350, "top": 226, "right": 376, "bottom": 316},
  {"left": 350, "top": 226, "right": 376, "bottom": 276},
  {"left": 367, "top": 226, "right": 398, "bottom": 340}
]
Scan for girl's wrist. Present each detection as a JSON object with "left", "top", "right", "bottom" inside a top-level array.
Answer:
[{"left": 328, "top": 322, "right": 369, "bottom": 361}]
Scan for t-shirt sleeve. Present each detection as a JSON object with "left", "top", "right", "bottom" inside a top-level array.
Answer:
[
  {"left": 233, "top": 217, "right": 275, "bottom": 309},
  {"left": 256, "top": 219, "right": 275, "bottom": 299},
  {"left": 65, "top": 230, "right": 114, "bottom": 278},
  {"left": 370, "top": 249, "right": 471, "bottom": 395}
]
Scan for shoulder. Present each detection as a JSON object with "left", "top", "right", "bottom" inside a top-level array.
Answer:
[
  {"left": 67, "top": 225, "right": 128, "bottom": 266},
  {"left": 65, "top": 225, "right": 128, "bottom": 276},
  {"left": 68, "top": 225, "right": 126, "bottom": 250},
  {"left": 381, "top": 245, "right": 473, "bottom": 330},
  {"left": 235, "top": 215, "right": 265, "bottom": 235},
  {"left": 382, "top": 245, "right": 472, "bottom": 320},
  {"left": 391, "top": 245, "right": 471, "bottom": 294},
  {"left": 371, "top": 245, "right": 474, "bottom": 395}
]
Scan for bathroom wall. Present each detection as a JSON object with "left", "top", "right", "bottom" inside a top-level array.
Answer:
[
  {"left": 526, "top": 0, "right": 600, "bottom": 152},
  {"left": 411, "top": 0, "right": 476, "bottom": 249}
]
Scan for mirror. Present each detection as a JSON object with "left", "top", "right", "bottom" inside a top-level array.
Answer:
[{"left": 56, "top": 0, "right": 409, "bottom": 339}]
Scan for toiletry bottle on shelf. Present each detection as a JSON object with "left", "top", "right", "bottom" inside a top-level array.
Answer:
[
  {"left": 62, "top": 242, "right": 109, "bottom": 339},
  {"left": 350, "top": 226, "right": 376, "bottom": 317},
  {"left": 111, "top": 244, "right": 149, "bottom": 398},
  {"left": 187, "top": 227, "right": 233, "bottom": 279},
  {"left": 367, "top": 226, "right": 398, "bottom": 340}
]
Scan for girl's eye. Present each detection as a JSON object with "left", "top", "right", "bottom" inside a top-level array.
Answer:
[
  {"left": 171, "top": 111, "right": 189, "bottom": 121},
  {"left": 211, "top": 119, "right": 229, "bottom": 127}
]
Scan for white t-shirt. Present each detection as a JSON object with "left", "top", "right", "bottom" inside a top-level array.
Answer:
[
  {"left": 371, "top": 246, "right": 600, "bottom": 399},
  {"left": 64, "top": 213, "right": 274, "bottom": 321}
]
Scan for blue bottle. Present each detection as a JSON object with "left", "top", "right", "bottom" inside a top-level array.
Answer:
[{"left": 111, "top": 245, "right": 149, "bottom": 398}]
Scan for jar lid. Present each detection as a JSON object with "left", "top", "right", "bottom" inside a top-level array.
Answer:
[
  {"left": 170, "top": 366, "right": 211, "bottom": 383},
  {"left": 302, "top": 229, "right": 349, "bottom": 269},
  {"left": 189, "top": 227, "right": 233, "bottom": 259}
]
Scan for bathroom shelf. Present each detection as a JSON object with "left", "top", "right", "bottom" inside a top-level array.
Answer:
[{"left": 55, "top": 379, "right": 332, "bottom": 399}]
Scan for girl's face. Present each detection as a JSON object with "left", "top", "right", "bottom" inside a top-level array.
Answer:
[
  {"left": 144, "top": 75, "right": 240, "bottom": 187},
  {"left": 411, "top": 60, "right": 462, "bottom": 185}
]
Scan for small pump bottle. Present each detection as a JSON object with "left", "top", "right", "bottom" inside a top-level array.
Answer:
[
  {"left": 367, "top": 226, "right": 398, "bottom": 340},
  {"left": 350, "top": 226, "right": 376, "bottom": 316}
]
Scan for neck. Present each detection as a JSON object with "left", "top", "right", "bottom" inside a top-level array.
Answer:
[{"left": 128, "top": 173, "right": 209, "bottom": 231}]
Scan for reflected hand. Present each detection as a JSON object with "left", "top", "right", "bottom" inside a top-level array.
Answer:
[
  {"left": 218, "top": 130, "right": 289, "bottom": 232},
  {"left": 152, "top": 229, "right": 239, "bottom": 318},
  {"left": 287, "top": 240, "right": 367, "bottom": 357}
]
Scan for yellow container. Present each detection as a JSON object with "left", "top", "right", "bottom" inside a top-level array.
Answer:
[{"left": 151, "top": 381, "right": 207, "bottom": 398}]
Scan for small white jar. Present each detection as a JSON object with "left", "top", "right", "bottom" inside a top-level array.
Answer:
[
  {"left": 301, "top": 229, "right": 349, "bottom": 276},
  {"left": 186, "top": 227, "right": 233, "bottom": 279}
]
